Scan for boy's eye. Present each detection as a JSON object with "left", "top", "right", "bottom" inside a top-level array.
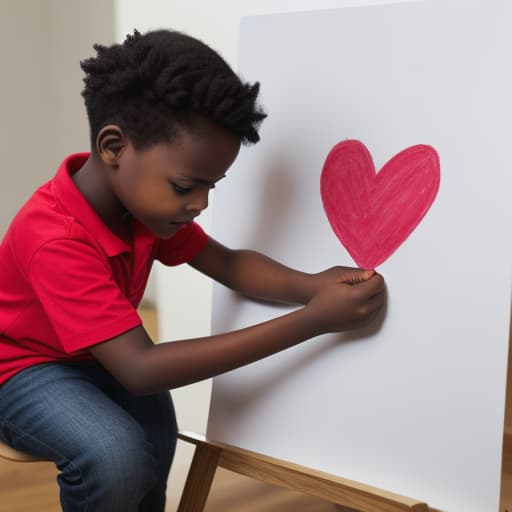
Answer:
[{"left": 171, "top": 182, "right": 193, "bottom": 195}]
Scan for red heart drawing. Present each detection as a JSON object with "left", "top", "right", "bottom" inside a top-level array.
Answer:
[{"left": 320, "top": 140, "right": 440, "bottom": 269}]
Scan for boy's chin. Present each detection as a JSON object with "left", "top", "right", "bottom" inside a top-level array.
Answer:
[{"left": 156, "top": 222, "right": 188, "bottom": 239}]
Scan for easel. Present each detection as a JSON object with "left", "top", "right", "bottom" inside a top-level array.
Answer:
[
  {"left": 177, "top": 304, "right": 512, "bottom": 512},
  {"left": 177, "top": 431, "right": 443, "bottom": 512}
]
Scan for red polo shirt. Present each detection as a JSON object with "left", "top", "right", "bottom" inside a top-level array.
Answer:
[{"left": 0, "top": 153, "right": 208, "bottom": 385}]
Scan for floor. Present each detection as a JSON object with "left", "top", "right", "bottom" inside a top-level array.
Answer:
[{"left": 0, "top": 457, "right": 340, "bottom": 512}]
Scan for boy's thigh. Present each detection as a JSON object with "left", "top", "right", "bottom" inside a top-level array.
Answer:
[{"left": 0, "top": 361, "right": 176, "bottom": 465}]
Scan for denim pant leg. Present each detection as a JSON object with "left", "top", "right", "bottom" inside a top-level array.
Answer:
[
  {"left": 0, "top": 362, "right": 177, "bottom": 512},
  {"left": 96, "top": 363, "right": 178, "bottom": 512}
]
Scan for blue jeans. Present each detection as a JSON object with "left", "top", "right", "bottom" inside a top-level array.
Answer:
[{"left": 0, "top": 361, "right": 177, "bottom": 511}]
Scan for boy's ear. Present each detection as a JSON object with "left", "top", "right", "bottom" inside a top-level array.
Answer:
[{"left": 96, "top": 125, "right": 127, "bottom": 166}]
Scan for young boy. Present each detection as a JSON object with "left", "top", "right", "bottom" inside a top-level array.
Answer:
[{"left": 0, "top": 29, "right": 385, "bottom": 511}]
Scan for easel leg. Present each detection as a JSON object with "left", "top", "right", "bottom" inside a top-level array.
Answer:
[
  {"left": 177, "top": 443, "right": 221, "bottom": 512},
  {"left": 178, "top": 432, "right": 431, "bottom": 512}
]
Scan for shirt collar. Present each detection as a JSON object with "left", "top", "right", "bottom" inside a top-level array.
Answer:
[{"left": 52, "top": 152, "right": 132, "bottom": 257}]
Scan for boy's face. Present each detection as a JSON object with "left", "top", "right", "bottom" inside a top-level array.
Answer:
[{"left": 111, "top": 119, "right": 240, "bottom": 239}]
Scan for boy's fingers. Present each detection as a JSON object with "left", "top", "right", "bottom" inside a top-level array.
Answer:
[
  {"left": 353, "top": 273, "right": 385, "bottom": 296},
  {"left": 360, "top": 269, "right": 376, "bottom": 281},
  {"left": 365, "top": 289, "right": 386, "bottom": 312},
  {"left": 338, "top": 268, "right": 375, "bottom": 285}
]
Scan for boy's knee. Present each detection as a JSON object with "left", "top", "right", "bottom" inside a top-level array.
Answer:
[{"left": 95, "top": 436, "right": 157, "bottom": 500}]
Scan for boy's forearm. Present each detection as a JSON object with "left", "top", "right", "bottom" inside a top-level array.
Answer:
[
  {"left": 134, "top": 306, "right": 319, "bottom": 394},
  {"left": 91, "top": 267, "right": 384, "bottom": 395},
  {"left": 224, "top": 249, "right": 315, "bottom": 305}
]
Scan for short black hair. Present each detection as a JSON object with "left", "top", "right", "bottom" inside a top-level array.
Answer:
[{"left": 80, "top": 29, "right": 266, "bottom": 149}]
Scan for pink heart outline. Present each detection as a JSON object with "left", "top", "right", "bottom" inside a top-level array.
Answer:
[{"left": 320, "top": 139, "right": 440, "bottom": 269}]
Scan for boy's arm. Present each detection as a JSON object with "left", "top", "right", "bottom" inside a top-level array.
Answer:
[
  {"left": 188, "top": 237, "right": 373, "bottom": 304},
  {"left": 90, "top": 238, "right": 384, "bottom": 395},
  {"left": 90, "top": 273, "right": 384, "bottom": 395}
]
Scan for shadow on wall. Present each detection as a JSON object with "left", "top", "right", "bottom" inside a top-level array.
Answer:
[
  {"left": 213, "top": 155, "right": 296, "bottom": 333},
  {"left": 212, "top": 298, "right": 387, "bottom": 414},
  {"left": 248, "top": 153, "right": 299, "bottom": 252},
  {"left": 212, "top": 152, "right": 299, "bottom": 335}
]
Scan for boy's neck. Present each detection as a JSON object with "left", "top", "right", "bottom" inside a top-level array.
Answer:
[{"left": 72, "top": 154, "right": 133, "bottom": 244}]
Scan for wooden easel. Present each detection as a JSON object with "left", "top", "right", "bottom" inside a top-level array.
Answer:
[
  {"left": 177, "top": 431, "right": 443, "bottom": 512},
  {"left": 178, "top": 308, "right": 512, "bottom": 512}
]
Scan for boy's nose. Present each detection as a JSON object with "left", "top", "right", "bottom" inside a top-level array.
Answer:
[{"left": 186, "top": 189, "right": 209, "bottom": 213}]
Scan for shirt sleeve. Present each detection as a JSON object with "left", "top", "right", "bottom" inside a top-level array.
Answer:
[
  {"left": 28, "top": 238, "right": 142, "bottom": 354},
  {"left": 156, "top": 222, "right": 208, "bottom": 266}
]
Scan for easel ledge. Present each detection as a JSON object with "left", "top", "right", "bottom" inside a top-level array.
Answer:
[{"left": 177, "top": 431, "right": 444, "bottom": 512}]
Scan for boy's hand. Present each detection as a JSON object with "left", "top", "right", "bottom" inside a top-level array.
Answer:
[{"left": 305, "top": 270, "right": 385, "bottom": 334}]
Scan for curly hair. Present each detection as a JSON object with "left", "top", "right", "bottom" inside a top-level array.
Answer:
[{"left": 80, "top": 29, "right": 266, "bottom": 149}]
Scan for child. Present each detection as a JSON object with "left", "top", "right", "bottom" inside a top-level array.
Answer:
[{"left": 0, "top": 29, "right": 385, "bottom": 511}]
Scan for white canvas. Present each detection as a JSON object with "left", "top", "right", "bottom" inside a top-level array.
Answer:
[{"left": 207, "top": 2, "right": 512, "bottom": 510}]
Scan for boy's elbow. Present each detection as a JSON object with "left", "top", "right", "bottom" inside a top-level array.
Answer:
[
  {"left": 115, "top": 352, "right": 176, "bottom": 396},
  {"left": 116, "top": 354, "right": 165, "bottom": 396},
  {"left": 98, "top": 360, "right": 155, "bottom": 396},
  {"left": 124, "top": 373, "right": 154, "bottom": 396},
  {"left": 89, "top": 328, "right": 159, "bottom": 396}
]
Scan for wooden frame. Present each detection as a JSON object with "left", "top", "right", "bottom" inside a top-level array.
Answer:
[
  {"left": 500, "top": 311, "right": 512, "bottom": 511},
  {"left": 502, "top": 432, "right": 512, "bottom": 511},
  {"left": 177, "top": 432, "right": 444, "bottom": 512}
]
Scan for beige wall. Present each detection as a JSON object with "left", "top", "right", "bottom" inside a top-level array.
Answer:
[{"left": 0, "top": 0, "right": 115, "bottom": 236}]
